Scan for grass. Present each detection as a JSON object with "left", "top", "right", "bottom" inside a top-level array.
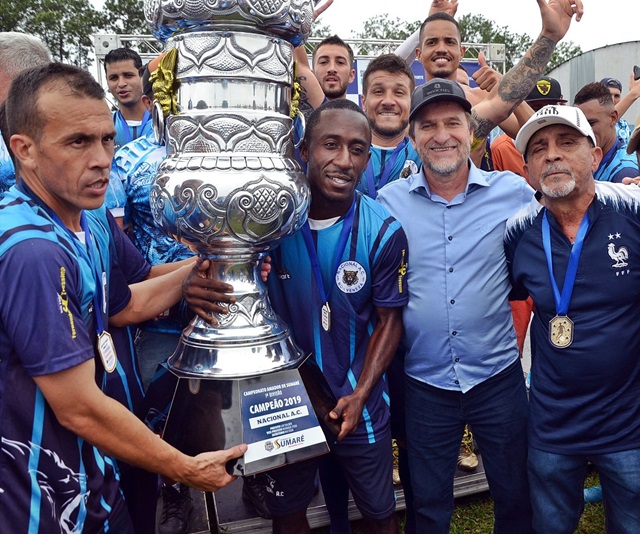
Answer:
[{"left": 311, "top": 468, "right": 605, "bottom": 533}]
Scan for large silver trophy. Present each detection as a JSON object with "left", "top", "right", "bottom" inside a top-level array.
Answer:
[{"left": 144, "top": 0, "right": 332, "bottom": 475}]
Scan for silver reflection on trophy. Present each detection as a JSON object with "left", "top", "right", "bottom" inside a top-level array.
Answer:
[{"left": 146, "top": 0, "right": 316, "bottom": 379}]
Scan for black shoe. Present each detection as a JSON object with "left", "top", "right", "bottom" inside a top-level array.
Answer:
[
  {"left": 242, "top": 475, "right": 272, "bottom": 519},
  {"left": 158, "top": 484, "right": 193, "bottom": 534}
]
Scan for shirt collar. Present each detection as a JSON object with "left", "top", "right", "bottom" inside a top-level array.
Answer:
[{"left": 408, "top": 159, "right": 490, "bottom": 199}]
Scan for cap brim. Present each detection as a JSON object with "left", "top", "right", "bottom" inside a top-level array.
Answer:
[
  {"left": 526, "top": 97, "right": 567, "bottom": 104},
  {"left": 515, "top": 114, "right": 595, "bottom": 154},
  {"left": 410, "top": 94, "right": 472, "bottom": 121}
]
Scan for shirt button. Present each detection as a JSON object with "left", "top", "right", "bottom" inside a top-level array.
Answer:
[
  {"left": 448, "top": 236, "right": 453, "bottom": 241},
  {"left": 450, "top": 299, "right": 455, "bottom": 305},
  {"left": 449, "top": 267, "right": 454, "bottom": 273},
  {"left": 455, "top": 358, "right": 460, "bottom": 362},
  {"left": 452, "top": 331, "right": 458, "bottom": 336},
  {"left": 455, "top": 380, "right": 459, "bottom": 385}
]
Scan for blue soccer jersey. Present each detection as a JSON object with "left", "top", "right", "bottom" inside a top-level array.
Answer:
[
  {"left": 594, "top": 137, "right": 639, "bottom": 183},
  {"left": 113, "top": 109, "right": 153, "bottom": 151},
  {"left": 267, "top": 193, "right": 409, "bottom": 445},
  {"left": 0, "top": 188, "right": 127, "bottom": 532},
  {"left": 108, "top": 130, "right": 190, "bottom": 266},
  {"left": 357, "top": 138, "right": 421, "bottom": 199},
  {"left": 108, "top": 131, "right": 192, "bottom": 334},
  {"left": 102, "top": 210, "right": 151, "bottom": 414},
  {"left": 505, "top": 182, "right": 640, "bottom": 455}
]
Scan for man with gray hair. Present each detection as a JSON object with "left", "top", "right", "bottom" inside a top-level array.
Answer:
[{"left": 0, "top": 31, "right": 52, "bottom": 193}]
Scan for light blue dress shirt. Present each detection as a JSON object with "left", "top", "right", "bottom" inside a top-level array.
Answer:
[{"left": 377, "top": 161, "right": 534, "bottom": 392}]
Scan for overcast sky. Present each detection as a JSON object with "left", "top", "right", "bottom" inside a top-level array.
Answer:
[{"left": 316, "top": 0, "right": 637, "bottom": 53}]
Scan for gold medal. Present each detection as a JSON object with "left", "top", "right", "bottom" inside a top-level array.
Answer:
[
  {"left": 321, "top": 302, "right": 331, "bottom": 332},
  {"left": 97, "top": 331, "right": 117, "bottom": 373},
  {"left": 549, "top": 315, "right": 573, "bottom": 349}
]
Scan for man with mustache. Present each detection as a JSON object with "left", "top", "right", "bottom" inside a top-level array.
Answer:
[
  {"left": 0, "top": 62, "right": 245, "bottom": 533},
  {"left": 376, "top": 1, "right": 583, "bottom": 531},
  {"left": 505, "top": 104, "right": 640, "bottom": 533},
  {"left": 311, "top": 35, "right": 356, "bottom": 101}
]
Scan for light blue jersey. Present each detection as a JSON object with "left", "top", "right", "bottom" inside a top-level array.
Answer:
[{"left": 357, "top": 138, "right": 421, "bottom": 199}]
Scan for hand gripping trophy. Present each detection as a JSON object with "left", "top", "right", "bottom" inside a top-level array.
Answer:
[{"left": 144, "top": 0, "right": 332, "bottom": 475}]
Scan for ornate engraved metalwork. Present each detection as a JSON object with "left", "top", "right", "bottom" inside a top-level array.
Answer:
[
  {"left": 145, "top": 0, "right": 313, "bottom": 379},
  {"left": 146, "top": 0, "right": 315, "bottom": 46}
]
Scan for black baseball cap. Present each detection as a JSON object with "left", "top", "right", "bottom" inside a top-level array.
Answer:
[
  {"left": 600, "top": 77, "right": 623, "bottom": 92},
  {"left": 526, "top": 77, "right": 566, "bottom": 104},
  {"left": 409, "top": 78, "right": 472, "bottom": 121}
]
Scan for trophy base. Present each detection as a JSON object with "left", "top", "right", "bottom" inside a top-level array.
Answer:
[{"left": 161, "top": 365, "right": 334, "bottom": 476}]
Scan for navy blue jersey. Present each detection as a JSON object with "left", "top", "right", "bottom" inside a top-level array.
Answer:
[
  {"left": 0, "top": 188, "right": 126, "bottom": 532},
  {"left": 268, "top": 193, "right": 408, "bottom": 444},
  {"left": 102, "top": 211, "right": 151, "bottom": 414},
  {"left": 505, "top": 182, "right": 640, "bottom": 454}
]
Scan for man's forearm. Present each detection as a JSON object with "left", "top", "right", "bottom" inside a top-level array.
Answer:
[
  {"left": 110, "top": 264, "right": 192, "bottom": 326},
  {"left": 473, "top": 35, "right": 556, "bottom": 139},
  {"left": 352, "top": 307, "right": 403, "bottom": 402},
  {"left": 34, "top": 360, "right": 244, "bottom": 492}
]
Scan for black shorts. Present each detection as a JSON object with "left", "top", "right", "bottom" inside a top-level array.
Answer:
[{"left": 263, "top": 428, "right": 396, "bottom": 520}]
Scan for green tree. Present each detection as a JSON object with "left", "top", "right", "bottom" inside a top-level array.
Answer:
[
  {"left": 0, "top": 0, "right": 105, "bottom": 68},
  {"left": 458, "top": 13, "right": 580, "bottom": 72},
  {"left": 353, "top": 15, "right": 421, "bottom": 56},
  {"left": 310, "top": 23, "right": 333, "bottom": 40},
  {"left": 102, "top": 0, "right": 149, "bottom": 35}
]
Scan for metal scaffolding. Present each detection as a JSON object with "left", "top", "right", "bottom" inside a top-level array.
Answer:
[{"left": 92, "top": 33, "right": 506, "bottom": 87}]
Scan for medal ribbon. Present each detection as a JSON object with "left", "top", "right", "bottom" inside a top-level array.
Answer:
[
  {"left": 17, "top": 182, "right": 108, "bottom": 336},
  {"left": 541, "top": 209, "right": 589, "bottom": 315},
  {"left": 301, "top": 199, "right": 356, "bottom": 305},
  {"left": 114, "top": 109, "right": 151, "bottom": 146},
  {"left": 364, "top": 138, "right": 408, "bottom": 199}
]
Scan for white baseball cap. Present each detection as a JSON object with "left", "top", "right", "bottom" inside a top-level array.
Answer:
[{"left": 515, "top": 105, "right": 597, "bottom": 156}]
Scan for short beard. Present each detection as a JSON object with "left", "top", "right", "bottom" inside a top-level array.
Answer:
[
  {"left": 371, "top": 118, "right": 409, "bottom": 142},
  {"left": 539, "top": 166, "right": 576, "bottom": 198},
  {"left": 420, "top": 142, "right": 470, "bottom": 178},
  {"left": 322, "top": 83, "right": 349, "bottom": 100}
]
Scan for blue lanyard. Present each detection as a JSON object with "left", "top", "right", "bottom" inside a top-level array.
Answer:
[
  {"left": 364, "top": 138, "right": 408, "bottom": 199},
  {"left": 17, "top": 182, "right": 107, "bottom": 335},
  {"left": 114, "top": 109, "right": 151, "bottom": 146},
  {"left": 301, "top": 200, "right": 356, "bottom": 304},
  {"left": 541, "top": 209, "right": 589, "bottom": 315}
]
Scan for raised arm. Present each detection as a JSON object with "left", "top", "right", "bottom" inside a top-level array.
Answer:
[
  {"left": 472, "top": 0, "right": 583, "bottom": 139},
  {"left": 615, "top": 71, "right": 640, "bottom": 121}
]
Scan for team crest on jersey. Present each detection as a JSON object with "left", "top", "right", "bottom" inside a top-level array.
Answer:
[
  {"left": 400, "top": 160, "right": 419, "bottom": 179},
  {"left": 607, "top": 232, "right": 631, "bottom": 276},
  {"left": 336, "top": 261, "right": 366, "bottom": 293}
]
